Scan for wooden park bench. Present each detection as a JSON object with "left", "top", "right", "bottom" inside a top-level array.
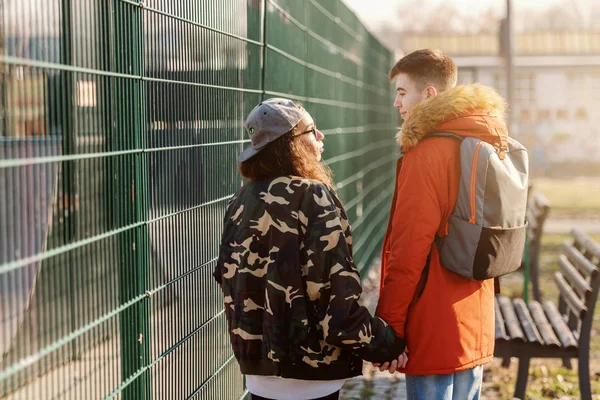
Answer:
[
  {"left": 526, "top": 191, "right": 552, "bottom": 302},
  {"left": 494, "top": 229, "right": 600, "bottom": 400},
  {"left": 499, "top": 191, "right": 551, "bottom": 369}
]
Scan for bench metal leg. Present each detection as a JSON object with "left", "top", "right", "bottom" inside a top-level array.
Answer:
[
  {"left": 530, "top": 260, "right": 542, "bottom": 303},
  {"left": 501, "top": 356, "right": 511, "bottom": 368},
  {"left": 561, "top": 357, "right": 572, "bottom": 369},
  {"left": 578, "top": 353, "right": 591, "bottom": 400},
  {"left": 514, "top": 356, "right": 530, "bottom": 399}
]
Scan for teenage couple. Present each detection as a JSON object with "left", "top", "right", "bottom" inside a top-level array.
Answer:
[{"left": 215, "top": 49, "right": 509, "bottom": 400}]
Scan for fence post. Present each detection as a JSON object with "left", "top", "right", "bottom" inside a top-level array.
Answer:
[
  {"left": 113, "top": 0, "right": 150, "bottom": 398},
  {"left": 260, "top": 0, "right": 267, "bottom": 101},
  {"left": 58, "top": 0, "right": 80, "bottom": 362}
]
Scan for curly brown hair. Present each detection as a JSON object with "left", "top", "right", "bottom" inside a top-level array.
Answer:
[{"left": 239, "top": 130, "right": 334, "bottom": 188}]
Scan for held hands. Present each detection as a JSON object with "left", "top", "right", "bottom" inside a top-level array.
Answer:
[{"left": 372, "top": 348, "right": 408, "bottom": 374}]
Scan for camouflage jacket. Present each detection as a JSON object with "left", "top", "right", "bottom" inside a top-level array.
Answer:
[{"left": 214, "top": 176, "right": 405, "bottom": 380}]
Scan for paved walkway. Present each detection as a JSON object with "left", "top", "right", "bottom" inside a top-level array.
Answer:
[
  {"left": 339, "top": 263, "right": 408, "bottom": 400},
  {"left": 340, "top": 364, "right": 407, "bottom": 400},
  {"left": 545, "top": 217, "right": 600, "bottom": 234}
]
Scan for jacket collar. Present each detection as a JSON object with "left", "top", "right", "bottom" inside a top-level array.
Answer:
[{"left": 396, "top": 84, "right": 508, "bottom": 152}]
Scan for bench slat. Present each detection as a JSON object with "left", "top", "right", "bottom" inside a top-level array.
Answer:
[
  {"left": 497, "top": 295, "right": 525, "bottom": 341},
  {"left": 494, "top": 298, "right": 509, "bottom": 340},
  {"left": 532, "top": 192, "right": 551, "bottom": 210},
  {"left": 527, "top": 215, "right": 539, "bottom": 233},
  {"left": 542, "top": 300, "right": 578, "bottom": 349},
  {"left": 563, "top": 242, "right": 597, "bottom": 278},
  {"left": 573, "top": 228, "right": 600, "bottom": 260},
  {"left": 557, "top": 254, "right": 592, "bottom": 298},
  {"left": 528, "top": 231, "right": 538, "bottom": 245},
  {"left": 527, "top": 194, "right": 549, "bottom": 225},
  {"left": 553, "top": 272, "right": 587, "bottom": 319},
  {"left": 495, "top": 297, "right": 509, "bottom": 340},
  {"left": 529, "top": 301, "right": 561, "bottom": 347},
  {"left": 513, "top": 298, "right": 543, "bottom": 344},
  {"left": 528, "top": 205, "right": 546, "bottom": 223}
]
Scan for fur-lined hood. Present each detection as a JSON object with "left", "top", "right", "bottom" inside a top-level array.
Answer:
[{"left": 397, "top": 84, "right": 508, "bottom": 152}]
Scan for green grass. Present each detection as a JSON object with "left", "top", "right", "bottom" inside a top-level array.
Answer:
[
  {"left": 360, "top": 387, "right": 375, "bottom": 398},
  {"left": 534, "top": 178, "right": 600, "bottom": 216},
  {"left": 539, "top": 233, "right": 579, "bottom": 250}
]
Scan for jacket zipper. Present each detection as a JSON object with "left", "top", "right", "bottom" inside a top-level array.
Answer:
[{"left": 469, "top": 142, "right": 483, "bottom": 224}]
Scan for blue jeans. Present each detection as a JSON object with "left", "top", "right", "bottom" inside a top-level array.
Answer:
[{"left": 405, "top": 366, "right": 483, "bottom": 400}]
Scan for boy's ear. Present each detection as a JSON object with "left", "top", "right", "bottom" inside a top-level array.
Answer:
[{"left": 425, "top": 86, "right": 438, "bottom": 99}]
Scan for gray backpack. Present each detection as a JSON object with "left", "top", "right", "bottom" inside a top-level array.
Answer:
[{"left": 431, "top": 132, "right": 529, "bottom": 280}]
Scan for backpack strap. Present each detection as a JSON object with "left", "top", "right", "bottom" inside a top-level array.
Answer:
[
  {"left": 407, "top": 132, "right": 463, "bottom": 306},
  {"left": 428, "top": 131, "right": 464, "bottom": 141}
]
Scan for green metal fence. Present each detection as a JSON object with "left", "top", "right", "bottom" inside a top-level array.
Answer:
[{"left": 0, "top": 0, "right": 399, "bottom": 398}]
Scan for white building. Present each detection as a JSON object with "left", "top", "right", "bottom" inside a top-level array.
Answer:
[
  {"left": 456, "top": 55, "right": 600, "bottom": 166},
  {"left": 401, "top": 32, "right": 600, "bottom": 175}
]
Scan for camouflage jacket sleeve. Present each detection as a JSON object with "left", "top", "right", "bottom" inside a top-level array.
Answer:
[
  {"left": 300, "top": 183, "right": 406, "bottom": 363},
  {"left": 213, "top": 194, "right": 237, "bottom": 287}
]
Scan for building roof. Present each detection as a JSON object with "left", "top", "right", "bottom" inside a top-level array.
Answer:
[{"left": 453, "top": 55, "right": 600, "bottom": 68}]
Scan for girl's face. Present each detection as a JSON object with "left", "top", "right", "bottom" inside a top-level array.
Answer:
[{"left": 294, "top": 113, "right": 324, "bottom": 161}]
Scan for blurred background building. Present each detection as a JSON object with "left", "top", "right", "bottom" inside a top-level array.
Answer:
[{"left": 345, "top": 0, "right": 600, "bottom": 178}]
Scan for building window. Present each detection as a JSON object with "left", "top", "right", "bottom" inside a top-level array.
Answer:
[
  {"left": 556, "top": 109, "right": 568, "bottom": 120},
  {"left": 76, "top": 81, "right": 97, "bottom": 108},
  {"left": 515, "top": 72, "right": 535, "bottom": 105},
  {"left": 537, "top": 109, "right": 551, "bottom": 121},
  {"left": 575, "top": 108, "right": 588, "bottom": 120},
  {"left": 518, "top": 109, "right": 532, "bottom": 124}
]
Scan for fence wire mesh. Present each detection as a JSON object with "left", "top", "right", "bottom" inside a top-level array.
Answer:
[{"left": 0, "top": 0, "right": 399, "bottom": 398}]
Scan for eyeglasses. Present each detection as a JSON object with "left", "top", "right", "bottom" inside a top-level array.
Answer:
[{"left": 292, "top": 127, "right": 318, "bottom": 138}]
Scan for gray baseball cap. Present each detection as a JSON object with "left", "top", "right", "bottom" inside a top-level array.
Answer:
[{"left": 239, "top": 98, "right": 306, "bottom": 162}]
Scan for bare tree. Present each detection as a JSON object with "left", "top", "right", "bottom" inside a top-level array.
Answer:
[
  {"left": 373, "top": 0, "right": 600, "bottom": 43},
  {"left": 374, "top": 0, "right": 501, "bottom": 49}
]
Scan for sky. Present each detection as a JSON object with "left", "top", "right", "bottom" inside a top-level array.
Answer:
[{"left": 342, "top": 0, "right": 576, "bottom": 31}]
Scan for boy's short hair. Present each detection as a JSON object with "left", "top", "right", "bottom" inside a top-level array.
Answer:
[{"left": 389, "top": 49, "right": 457, "bottom": 92}]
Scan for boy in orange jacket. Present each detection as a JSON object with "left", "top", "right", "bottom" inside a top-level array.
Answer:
[{"left": 376, "top": 49, "right": 505, "bottom": 400}]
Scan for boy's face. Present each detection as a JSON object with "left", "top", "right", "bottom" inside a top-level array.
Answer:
[{"left": 393, "top": 73, "right": 428, "bottom": 120}]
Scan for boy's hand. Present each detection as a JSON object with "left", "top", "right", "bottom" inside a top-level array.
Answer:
[{"left": 372, "top": 349, "right": 408, "bottom": 373}]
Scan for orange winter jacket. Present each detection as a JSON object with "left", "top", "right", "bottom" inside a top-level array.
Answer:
[{"left": 376, "top": 84, "right": 509, "bottom": 375}]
